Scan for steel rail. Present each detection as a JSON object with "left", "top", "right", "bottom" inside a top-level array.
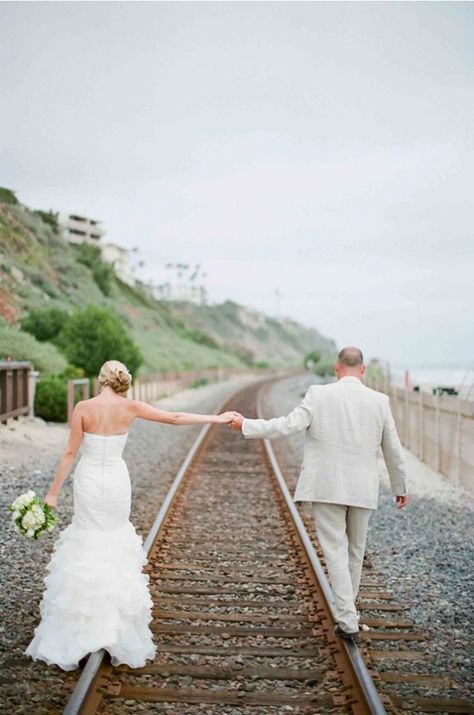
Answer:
[
  {"left": 256, "top": 388, "right": 387, "bottom": 715},
  {"left": 63, "top": 420, "right": 213, "bottom": 715}
]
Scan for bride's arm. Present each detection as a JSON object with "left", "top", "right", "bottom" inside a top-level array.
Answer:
[
  {"left": 130, "top": 400, "right": 236, "bottom": 426},
  {"left": 44, "top": 404, "right": 84, "bottom": 507}
]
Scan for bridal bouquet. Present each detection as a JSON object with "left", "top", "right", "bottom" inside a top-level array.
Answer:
[{"left": 9, "top": 490, "right": 57, "bottom": 539}]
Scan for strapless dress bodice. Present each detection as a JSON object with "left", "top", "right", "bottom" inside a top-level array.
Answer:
[{"left": 81, "top": 432, "right": 129, "bottom": 464}]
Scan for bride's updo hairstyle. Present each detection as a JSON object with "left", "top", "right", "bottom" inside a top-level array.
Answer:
[{"left": 98, "top": 360, "right": 132, "bottom": 395}]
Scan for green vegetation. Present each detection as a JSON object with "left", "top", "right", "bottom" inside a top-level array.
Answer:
[
  {"left": 191, "top": 377, "right": 209, "bottom": 389},
  {"left": 34, "top": 366, "right": 84, "bottom": 422},
  {"left": 0, "top": 187, "right": 18, "bottom": 205},
  {"left": 304, "top": 350, "right": 322, "bottom": 368},
  {"left": 0, "top": 318, "right": 68, "bottom": 375},
  {"left": 0, "top": 194, "right": 336, "bottom": 376},
  {"left": 58, "top": 305, "right": 142, "bottom": 377},
  {"left": 22, "top": 308, "right": 69, "bottom": 343},
  {"left": 304, "top": 349, "right": 336, "bottom": 377},
  {"left": 312, "top": 354, "right": 336, "bottom": 377},
  {"left": 74, "top": 242, "right": 114, "bottom": 296},
  {"left": 33, "top": 210, "right": 59, "bottom": 232}
]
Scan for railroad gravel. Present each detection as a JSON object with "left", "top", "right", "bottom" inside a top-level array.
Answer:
[
  {"left": 0, "top": 375, "right": 259, "bottom": 715},
  {"left": 265, "top": 372, "right": 474, "bottom": 703}
]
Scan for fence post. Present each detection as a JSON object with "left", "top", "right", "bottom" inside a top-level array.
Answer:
[
  {"left": 12, "top": 369, "right": 19, "bottom": 418},
  {"left": 418, "top": 389, "right": 424, "bottom": 461},
  {"left": 434, "top": 390, "right": 441, "bottom": 473},
  {"left": 28, "top": 370, "right": 40, "bottom": 418},
  {"left": 455, "top": 396, "right": 462, "bottom": 486}
]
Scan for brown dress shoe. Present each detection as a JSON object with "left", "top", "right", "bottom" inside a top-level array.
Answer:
[{"left": 334, "top": 624, "right": 359, "bottom": 640}]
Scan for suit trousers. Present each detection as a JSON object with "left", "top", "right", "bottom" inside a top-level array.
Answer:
[{"left": 312, "top": 502, "right": 373, "bottom": 633}]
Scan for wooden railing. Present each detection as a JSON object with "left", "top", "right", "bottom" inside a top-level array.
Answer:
[{"left": 0, "top": 361, "right": 32, "bottom": 423}]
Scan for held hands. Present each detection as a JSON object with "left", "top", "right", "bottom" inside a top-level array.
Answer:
[
  {"left": 230, "top": 412, "right": 244, "bottom": 431},
  {"left": 215, "top": 411, "right": 245, "bottom": 430},
  {"left": 217, "top": 411, "right": 241, "bottom": 424}
]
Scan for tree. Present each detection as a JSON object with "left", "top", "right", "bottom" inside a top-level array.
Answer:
[
  {"left": 22, "top": 308, "right": 69, "bottom": 343},
  {"left": 58, "top": 305, "right": 142, "bottom": 377}
]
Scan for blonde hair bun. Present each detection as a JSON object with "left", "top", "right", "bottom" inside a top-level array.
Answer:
[{"left": 98, "top": 360, "right": 132, "bottom": 395}]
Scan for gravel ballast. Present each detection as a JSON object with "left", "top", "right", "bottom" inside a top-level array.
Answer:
[
  {"left": 263, "top": 372, "right": 474, "bottom": 703},
  {"left": 0, "top": 375, "right": 260, "bottom": 715}
]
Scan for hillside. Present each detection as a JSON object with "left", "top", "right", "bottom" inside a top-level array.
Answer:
[{"left": 0, "top": 194, "right": 336, "bottom": 375}]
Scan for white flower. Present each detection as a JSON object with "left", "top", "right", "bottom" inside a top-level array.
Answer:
[
  {"left": 11, "top": 490, "right": 36, "bottom": 511},
  {"left": 22, "top": 511, "right": 41, "bottom": 530},
  {"left": 26, "top": 528, "right": 35, "bottom": 538},
  {"left": 30, "top": 504, "right": 45, "bottom": 525}
]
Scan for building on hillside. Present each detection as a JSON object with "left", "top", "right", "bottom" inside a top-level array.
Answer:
[
  {"left": 151, "top": 282, "right": 208, "bottom": 305},
  {"left": 101, "top": 243, "right": 136, "bottom": 286},
  {"left": 58, "top": 212, "right": 105, "bottom": 244}
]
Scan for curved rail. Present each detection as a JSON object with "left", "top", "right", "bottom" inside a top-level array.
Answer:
[{"left": 256, "top": 387, "right": 387, "bottom": 715}]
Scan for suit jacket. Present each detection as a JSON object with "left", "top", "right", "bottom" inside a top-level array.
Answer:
[{"left": 242, "top": 376, "right": 407, "bottom": 509}]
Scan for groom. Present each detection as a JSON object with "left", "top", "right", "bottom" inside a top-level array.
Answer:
[{"left": 230, "top": 346, "right": 408, "bottom": 639}]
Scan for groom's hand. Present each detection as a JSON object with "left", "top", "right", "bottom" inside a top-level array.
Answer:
[
  {"left": 230, "top": 413, "right": 244, "bottom": 431},
  {"left": 396, "top": 494, "right": 409, "bottom": 509}
]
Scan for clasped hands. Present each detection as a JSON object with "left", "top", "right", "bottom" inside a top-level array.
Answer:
[{"left": 218, "top": 411, "right": 244, "bottom": 430}]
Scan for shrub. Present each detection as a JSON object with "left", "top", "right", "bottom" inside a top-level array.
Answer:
[
  {"left": 0, "top": 187, "right": 19, "bottom": 205},
  {"left": 34, "top": 366, "right": 85, "bottom": 423},
  {"left": 58, "top": 305, "right": 142, "bottom": 377},
  {"left": 191, "top": 377, "right": 209, "bottom": 389},
  {"left": 21, "top": 308, "right": 69, "bottom": 343},
  {"left": 35, "top": 375, "right": 67, "bottom": 422}
]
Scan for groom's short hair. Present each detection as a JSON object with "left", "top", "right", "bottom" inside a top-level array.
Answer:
[{"left": 337, "top": 346, "right": 364, "bottom": 367}]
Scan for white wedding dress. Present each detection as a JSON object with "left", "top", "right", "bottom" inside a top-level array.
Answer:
[{"left": 25, "top": 432, "right": 156, "bottom": 671}]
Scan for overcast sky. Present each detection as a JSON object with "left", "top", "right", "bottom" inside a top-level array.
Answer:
[{"left": 1, "top": 2, "right": 473, "bottom": 367}]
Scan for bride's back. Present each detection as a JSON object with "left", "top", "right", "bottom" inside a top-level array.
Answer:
[{"left": 80, "top": 391, "right": 135, "bottom": 436}]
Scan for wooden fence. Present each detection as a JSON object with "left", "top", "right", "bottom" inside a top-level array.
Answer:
[
  {"left": 366, "top": 377, "right": 474, "bottom": 495},
  {"left": 0, "top": 361, "right": 32, "bottom": 423}
]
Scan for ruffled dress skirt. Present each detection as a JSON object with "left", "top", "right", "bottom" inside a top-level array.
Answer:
[{"left": 25, "top": 432, "right": 157, "bottom": 671}]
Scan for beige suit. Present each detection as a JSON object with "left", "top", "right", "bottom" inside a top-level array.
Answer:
[{"left": 242, "top": 376, "right": 407, "bottom": 632}]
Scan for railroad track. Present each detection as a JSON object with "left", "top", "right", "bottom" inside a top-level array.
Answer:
[{"left": 63, "top": 377, "right": 473, "bottom": 715}]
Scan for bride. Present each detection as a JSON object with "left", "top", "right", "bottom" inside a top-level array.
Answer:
[{"left": 25, "top": 359, "right": 237, "bottom": 671}]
